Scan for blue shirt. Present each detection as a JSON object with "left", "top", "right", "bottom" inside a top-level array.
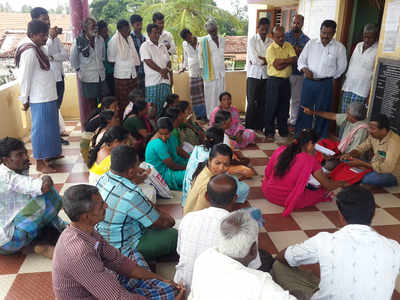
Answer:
[
  {"left": 285, "top": 30, "right": 310, "bottom": 75},
  {"left": 96, "top": 171, "right": 160, "bottom": 256},
  {"left": 131, "top": 32, "right": 146, "bottom": 77}
]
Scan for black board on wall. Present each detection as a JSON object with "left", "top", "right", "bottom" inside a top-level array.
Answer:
[{"left": 369, "top": 58, "right": 400, "bottom": 135}]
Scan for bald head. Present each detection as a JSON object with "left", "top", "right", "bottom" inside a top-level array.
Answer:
[
  {"left": 206, "top": 174, "right": 237, "bottom": 208},
  {"left": 272, "top": 26, "right": 285, "bottom": 46}
]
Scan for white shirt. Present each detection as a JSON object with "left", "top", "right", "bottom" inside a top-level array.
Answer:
[
  {"left": 107, "top": 33, "right": 140, "bottom": 79},
  {"left": 285, "top": 225, "right": 400, "bottom": 300},
  {"left": 159, "top": 30, "right": 176, "bottom": 55},
  {"left": 140, "top": 40, "right": 171, "bottom": 87},
  {"left": 174, "top": 207, "right": 261, "bottom": 290},
  {"left": 189, "top": 247, "right": 295, "bottom": 300},
  {"left": 17, "top": 39, "right": 58, "bottom": 104},
  {"left": 70, "top": 35, "right": 106, "bottom": 83},
  {"left": 246, "top": 33, "right": 273, "bottom": 79},
  {"left": 297, "top": 38, "right": 347, "bottom": 79},
  {"left": 182, "top": 40, "right": 201, "bottom": 78},
  {"left": 0, "top": 164, "right": 43, "bottom": 246},
  {"left": 46, "top": 37, "right": 68, "bottom": 82},
  {"left": 342, "top": 42, "right": 378, "bottom": 97},
  {"left": 198, "top": 35, "right": 225, "bottom": 80}
]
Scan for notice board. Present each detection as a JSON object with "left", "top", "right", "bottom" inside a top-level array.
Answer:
[{"left": 370, "top": 58, "right": 400, "bottom": 135}]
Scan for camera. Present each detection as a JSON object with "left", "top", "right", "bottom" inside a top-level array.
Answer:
[{"left": 55, "top": 27, "right": 63, "bottom": 35}]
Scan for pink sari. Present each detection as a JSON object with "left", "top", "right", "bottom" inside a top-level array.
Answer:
[
  {"left": 210, "top": 106, "right": 256, "bottom": 149},
  {"left": 262, "top": 146, "right": 332, "bottom": 216}
]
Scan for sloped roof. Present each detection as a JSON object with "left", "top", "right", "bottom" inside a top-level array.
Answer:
[{"left": 224, "top": 36, "right": 248, "bottom": 54}]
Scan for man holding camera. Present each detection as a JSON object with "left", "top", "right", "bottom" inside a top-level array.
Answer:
[{"left": 47, "top": 26, "right": 69, "bottom": 145}]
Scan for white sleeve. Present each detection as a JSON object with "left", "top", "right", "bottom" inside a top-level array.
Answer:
[
  {"left": 107, "top": 37, "right": 117, "bottom": 63},
  {"left": 168, "top": 32, "right": 177, "bottom": 55},
  {"left": 140, "top": 43, "right": 151, "bottom": 61},
  {"left": 334, "top": 43, "right": 348, "bottom": 79},
  {"left": 53, "top": 39, "right": 69, "bottom": 62},
  {"left": 297, "top": 40, "right": 310, "bottom": 72},
  {"left": 284, "top": 233, "right": 324, "bottom": 267},
  {"left": 2, "top": 171, "right": 43, "bottom": 197},
  {"left": 182, "top": 43, "right": 188, "bottom": 69},
  {"left": 17, "top": 50, "right": 36, "bottom": 104},
  {"left": 198, "top": 39, "right": 204, "bottom": 70},
  {"left": 247, "top": 36, "right": 263, "bottom": 66}
]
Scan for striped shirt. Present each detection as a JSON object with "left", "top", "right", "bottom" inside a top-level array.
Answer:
[
  {"left": 52, "top": 225, "right": 145, "bottom": 300},
  {"left": 96, "top": 171, "right": 160, "bottom": 256}
]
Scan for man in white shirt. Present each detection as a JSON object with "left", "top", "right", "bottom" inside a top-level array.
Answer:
[
  {"left": 341, "top": 23, "right": 378, "bottom": 113},
  {"left": 152, "top": 12, "right": 176, "bottom": 55},
  {"left": 296, "top": 19, "right": 347, "bottom": 138},
  {"left": 108, "top": 19, "right": 140, "bottom": 116},
  {"left": 140, "top": 23, "right": 172, "bottom": 117},
  {"left": 198, "top": 19, "right": 225, "bottom": 120},
  {"left": 189, "top": 210, "right": 295, "bottom": 300},
  {"left": 16, "top": 20, "right": 62, "bottom": 173},
  {"left": 245, "top": 17, "right": 273, "bottom": 131},
  {"left": 47, "top": 26, "right": 69, "bottom": 144},
  {"left": 70, "top": 18, "right": 108, "bottom": 126},
  {"left": 274, "top": 185, "right": 400, "bottom": 300},
  {"left": 285, "top": 15, "right": 310, "bottom": 129},
  {"left": 175, "top": 174, "right": 273, "bottom": 291},
  {"left": 180, "top": 28, "right": 207, "bottom": 121}
]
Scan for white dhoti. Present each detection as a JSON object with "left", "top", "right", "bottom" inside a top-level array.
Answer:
[{"left": 204, "top": 77, "right": 225, "bottom": 119}]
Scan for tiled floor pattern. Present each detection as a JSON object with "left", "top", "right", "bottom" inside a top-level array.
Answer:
[{"left": 2, "top": 120, "right": 400, "bottom": 299}]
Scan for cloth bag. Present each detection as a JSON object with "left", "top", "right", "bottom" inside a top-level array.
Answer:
[{"left": 330, "top": 162, "right": 372, "bottom": 185}]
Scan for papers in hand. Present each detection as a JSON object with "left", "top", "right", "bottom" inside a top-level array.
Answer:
[
  {"left": 315, "top": 144, "right": 336, "bottom": 156},
  {"left": 308, "top": 175, "right": 321, "bottom": 187}
]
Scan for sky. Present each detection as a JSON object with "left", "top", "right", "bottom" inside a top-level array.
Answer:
[{"left": 1, "top": 0, "right": 247, "bottom": 14}]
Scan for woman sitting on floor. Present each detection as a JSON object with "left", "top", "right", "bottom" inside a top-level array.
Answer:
[
  {"left": 84, "top": 96, "right": 120, "bottom": 132},
  {"left": 213, "top": 110, "right": 255, "bottom": 180},
  {"left": 88, "top": 126, "right": 131, "bottom": 185},
  {"left": 210, "top": 92, "right": 256, "bottom": 149},
  {"left": 181, "top": 127, "right": 225, "bottom": 206},
  {"left": 145, "top": 117, "right": 187, "bottom": 190},
  {"left": 176, "top": 101, "right": 206, "bottom": 146},
  {"left": 262, "top": 129, "right": 347, "bottom": 216},
  {"left": 183, "top": 143, "right": 249, "bottom": 215},
  {"left": 123, "top": 100, "right": 153, "bottom": 159},
  {"left": 0, "top": 137, "right": 66, "bottom": 258}
]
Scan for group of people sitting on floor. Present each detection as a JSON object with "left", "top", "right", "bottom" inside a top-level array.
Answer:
[{"left": 1, "top": 86, "right": 400, "bottom": 298}]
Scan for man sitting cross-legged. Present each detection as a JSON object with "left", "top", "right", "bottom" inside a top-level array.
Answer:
[
  {"left": 0, "top": 137, "right": 65, "bottom": 258},
  {"left": 175, "top": 174, "right": 274, "bottom": 292},
  {"left": 96, "top": 145, "right": 178, "bottom": 261},
  {"left": 273, "top": 185, "right": 400, "bottom": 300},
  {"left": 52, "top": 184, "right": 185, "bottom": 300},
  {"left": 189, "top": 210, "right": 295, "bottom": 300}
]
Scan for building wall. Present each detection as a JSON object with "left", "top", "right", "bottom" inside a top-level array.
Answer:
[
  {"left": 0, "top": 71, "right": 248, "bottom": 139},
  {"left": 376, "top": 0, "right": 400, "bottom": 60}
]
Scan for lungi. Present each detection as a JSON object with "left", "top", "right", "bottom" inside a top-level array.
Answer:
[
  {"left": 190, "top": 76, "right": 206, "bottom": 119},
  {"left": 145, "top": 83, "right": 172, "bottom": 117},
  {"left": 30, "top": 100, "right": 62, "bottom": 160},
  {"left": 115, "top": 77, "right": 137, "bottom": 113},
  {"left": 204, "top": 77, "right": 225, "bottom": 119},
  {"left": 0, "top": 188, "right": 65, "bottom": 254},
  {"left": 295, "top": 78, "right": 333, "bottom": 138},
  {"left": 340, "top": 91, "right": 367, "bottom": 113}
]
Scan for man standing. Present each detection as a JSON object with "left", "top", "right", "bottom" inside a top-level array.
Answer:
[
  {"left": 296, "top": 20, "right": 347, "bottom": 138},
  {"left": 140, "top": 24, "right": 172, "bottom": 117},
  {"left": 70, "top": 18, "right": 108, "bottom": 126},
  {"left": 130, "top": 14, "right": 146, "bottom": 94},
  {"left": 180, "top": 28, "right": 207, "bottom": 120},
  {"left": 108, "top": 19, "right": 140, "bottom": 115},
  {"left": 264, "top": 26, "right": 297, "bottom": 142},
  {"left": 198, "top": 19, "right": 225, "bottom": 120},
  {"left": 16, "top": 20, "right": 61, "bottom": 173},
  {"left": 341, "top": 23, "right": 378, "bottom": 112},
  {"left": 98, "top": 20, "right": 115, "bottom": 96},
  {"left": 245, "top": 17, "right": 273, "bottom": 131},
  {"left": 152, "top": 12, "right": 176, "bottom": 55},
  {"left": 285, "top": 15, "right": 310, "bottom": 130},
  {"left": 47, "top": 25, "right": 70, "bottom": 145}
]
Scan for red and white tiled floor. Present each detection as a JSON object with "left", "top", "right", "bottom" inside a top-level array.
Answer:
[{"left": 2, "top": 120, "right": 400, "bottom": 299}]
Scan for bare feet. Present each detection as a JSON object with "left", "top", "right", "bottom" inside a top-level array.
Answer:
[
  {"left": 33, "top": 244, "right": 55, "bottom": 259},
  {"left": 36, "top": 160, "right": 57, "bottom": 173}
]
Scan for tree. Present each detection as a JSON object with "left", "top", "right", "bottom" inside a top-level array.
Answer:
[
  {"left": 55, "top": 4, "right": 64, "bottom": 14},
  {"left": 2, "top": 2, "right": 13, "bottom": 12},
  {"left": 21, "top": 4, "right": 33, "bottom": 13},
  {"left": 64, "top": 4, "right": 70, "bottom": 14}
]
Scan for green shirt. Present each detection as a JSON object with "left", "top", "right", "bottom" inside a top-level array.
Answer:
[
  {"left": 336, "top": 113, "right": 368, "bottom": 153},
  {"left": 123, "top": 115, "right": 146, "bottom": 138}
]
